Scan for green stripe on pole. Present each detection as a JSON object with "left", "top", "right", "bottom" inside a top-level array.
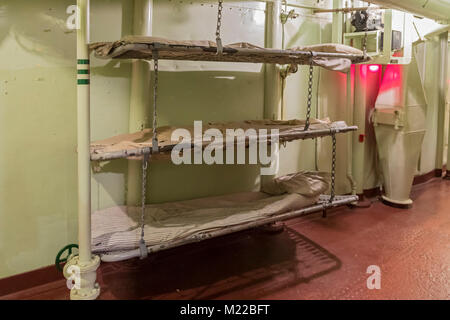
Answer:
[
  {"left": 77, "top": 59, "right": 90, "bottom": 65},
  {"left": 77, "top": 79, "right": 90, "bottom": 85},
  {"left": 77, "top": 69, "right": 89, "bottom": 74}
]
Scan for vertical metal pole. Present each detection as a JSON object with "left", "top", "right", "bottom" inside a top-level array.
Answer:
[
  {"left": 352, "top": 65, "right": 366, "bottom": 195},
  {"left": 129, "top": 0, "right": 153, "bottom": 131},
  {"left": 382, "top": 9, "right": 392, "bottom": 63},
  {"left": 346, "top": 70, "right": 357, "bottom": 195},
  {"left": 127, "top": 0, "right": 153, "bottom": 206},
  {"left": 77, "top": 0, "right": 91, "bottom": 265},
  {"left": 261, "top": 0, "right": 282, "bottom": 190},
  {"left": 65, "top": 0, "right": 100, "bottom": 300},
  {"left": 438, "top": 31, "right": 449, "bottom": 177},
  {"left": 331, "top": 0, "right": 343, "bottom": 44},
  {"left": 264, "top": 0, "right": 282, "bottom": 120}
]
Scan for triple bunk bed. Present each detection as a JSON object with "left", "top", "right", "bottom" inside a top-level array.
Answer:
[{"left": 61, "top": 0, "right": 369, "bottom": 299}]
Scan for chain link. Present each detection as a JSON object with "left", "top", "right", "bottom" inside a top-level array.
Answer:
[
  {"left": 215, "top": 0, "right": 224, "bottom": 55},
  {"left": 138, "top": 49, "right": 159, "bottom": 259},
  {"left": 362, "top": 31, "right": 368, "bottom": 58},
  {"left": 139, "top": 153, "right": 149, "bottom": 259},
  {"left": 140, "top": 155, "right": 148, "bottom": 239},
  {"left": 304, "top": 57, "right": 314, "bottom": 131},
  {"left": 329, "top": 133, "right": 337, "bottom": 203},
  {"left": 152, "top": 51, "right": 159, "bottom": 153}
]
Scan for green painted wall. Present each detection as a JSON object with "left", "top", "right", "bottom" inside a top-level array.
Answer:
[{"left": 0, "top": 0, "right": 133, "bottom": 278}]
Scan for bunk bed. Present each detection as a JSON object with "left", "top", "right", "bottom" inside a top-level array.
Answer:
[
  {"left": 90, "top": 119, "right": 357, "bottom": 161},
  {"left": 90, "top": 36, "right": 370, "bottom": 72},
  {"left": 62, "top": 0, "right": 369, "bottom": 299},
  {"left": 86, "top": 3, "right": 368, "bottom": 261}
]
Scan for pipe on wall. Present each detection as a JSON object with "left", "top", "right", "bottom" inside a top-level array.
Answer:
[
  {"left": 264, "top": 0, "right": 282, "bottom": 121},
  {"left": 257, "top": 0, "right": 316, "bottom": 10},
  {"left": 70, "top": 0, "right": 100, "bottom": 300},
  {"left": 76, "top": 0, "right": 91, "bottom": 267},
  {"left": 436, "top": 31, "right": 449, "bottom": 174},
  {"left": 352, "top": 65, "right": 367, "bottom": 195},
  {"left": 261, "top": 0, "right": 283, "bottom": 188},
  {"left": 332, "top": 0, "right": 344, "bottom": 44},
  {"left": 126, "top": 0, "right": 153, "bottom": 206},
  {"left": 346, "top": 70, "right": 357, "bottom": 195},
  {"left": 446, "top": 53, "right": 450, "bottom": 179}
]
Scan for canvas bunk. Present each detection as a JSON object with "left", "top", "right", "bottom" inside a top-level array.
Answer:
[
  {"left": 90, "top": 119, "right": 358, "bottom": 161},
  {"left": 63, "top": 0, "right": 366, "bottom": 300},
  {"left": 90, "top": 36, "right": 369, "bottom": 71}
]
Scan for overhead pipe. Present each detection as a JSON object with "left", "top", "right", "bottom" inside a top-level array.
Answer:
[
  {"left": 257, "top": 0, "right": 316, "bottom": 10},
  {"left": 314, "top": 6, "right": 387, "bottom": 13},
  {"left": 367, "top": 0, "right": 450, "bottom": 23}
]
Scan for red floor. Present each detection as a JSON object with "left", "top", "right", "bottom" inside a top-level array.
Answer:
[{"left": 2, "top": 178, "right": 449, "bottom": 300}]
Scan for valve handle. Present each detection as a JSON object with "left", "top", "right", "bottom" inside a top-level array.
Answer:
[{"left": 55, "top": 244, "right": 79, "bottom": 272}]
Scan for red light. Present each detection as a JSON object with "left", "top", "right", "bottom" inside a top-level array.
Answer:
[{"left": 369, "top": 65, "right": 380, "bottom": 72}]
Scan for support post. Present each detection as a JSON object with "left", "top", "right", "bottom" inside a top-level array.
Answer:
[
  {"left": 437, "top": 31, "right": 449, "bottom": 177},
  {"left": 263, "top": 0, "right": 282, "bottom": 121},
  {"left": 126, "top": 0, "right": 153, "bottom": 206},
  {"left": 64, "top": 0, "right": 100, "bottom": 300},
  {"left": 331, "top": 0, "right": 343, "bottom": 44},
  {"left": 352, "top": 65, "right": 367, "bottom": 195},
  {"left": 261, "top": 0, "right": 282, "bottom": 189},
  {"left": 346, "top": 70, "right": 357, "bottom": 195},
  {"left": 261, "top": 0, "right": 283, "bottom": 188}
]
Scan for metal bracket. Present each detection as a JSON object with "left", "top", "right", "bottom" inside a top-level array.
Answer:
[
  {"left": 63, "top": 255, "right": 100, "bottom": 300},
  {"left": 216, "top": 38, "right": 223, "bottom": 56},
  {"left": 91, "top": 160, "right": 102, "bottom": 173},
  {"left": 280, "top": 64, "right": 299, "bottom": 79},
  {"left": 280, "top": 9, "right": 298, "bottom": 24},
  {"left": 139, "top": 239, "right": 148, "bottom": 259}
]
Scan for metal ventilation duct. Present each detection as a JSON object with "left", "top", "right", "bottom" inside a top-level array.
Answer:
[{"left": 367, "top": 0, "right": 450, "bottom": 23}]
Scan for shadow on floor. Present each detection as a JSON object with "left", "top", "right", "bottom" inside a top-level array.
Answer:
[{"left": 99, "top": 227, "right": 341, "bottom": 299}]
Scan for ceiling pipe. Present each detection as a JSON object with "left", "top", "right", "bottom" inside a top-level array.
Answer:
[
  {"left": 314, "top": 6, "right": 387, "bottom": 13},
  {"left": 366, "top": 0, "right": 450, "bottom": 23}
]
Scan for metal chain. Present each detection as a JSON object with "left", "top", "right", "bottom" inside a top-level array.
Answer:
[
  {"left": 329, "top": 133, "right": 337, "bottom": 203},
  {"left": 362, "top": 31, "right": 368, "bottom": 58},
  {"left": 139, "top": 153, "right": 149, "bottom": 259},
  {"left": 152, "top": 51, "right": 159, "bottom": 153},
  {"left": 138, "top": 49, "right": 159, "bottom": 259},
  {"left": 215, "top": 0, "right": 224, "bottom": 55},
  {"left": 304, "top": 57, "right": 314, "bottom": 131}
]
